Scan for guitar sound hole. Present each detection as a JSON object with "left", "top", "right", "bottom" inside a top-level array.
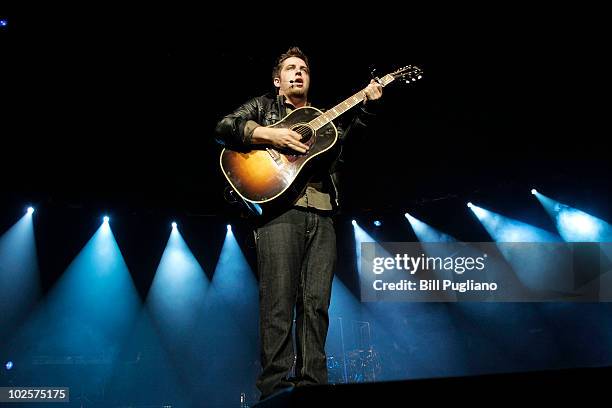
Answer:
[{"left": 292, "top": 124, "right": 314, "bottom": 145}]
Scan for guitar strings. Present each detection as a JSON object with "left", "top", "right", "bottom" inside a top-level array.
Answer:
[{"left": 293, "top": 125, "right": 311, "bottom": 138}]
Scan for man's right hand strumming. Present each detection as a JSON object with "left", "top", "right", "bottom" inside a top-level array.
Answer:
[{"left": 252, "top": 127, "right": 310, "bottom": 154}]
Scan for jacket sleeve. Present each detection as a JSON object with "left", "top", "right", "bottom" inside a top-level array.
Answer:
[
  {"left": 330, "top": 100, "right": 381, "bottom": 176},
  {"left": 336, "top": 100, "right": 380, "bottom": 145},
  {"left": 214, "top": 97, "right": 260, "bottom": 149}
]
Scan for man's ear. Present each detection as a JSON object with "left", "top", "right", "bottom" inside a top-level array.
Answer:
[{"left": 273, "top": 77, "right": 281, "bottom": 89}]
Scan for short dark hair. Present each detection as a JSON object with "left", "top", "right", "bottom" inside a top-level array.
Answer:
[{"left": 272, "top": 46, "right": 310, "bottom": 81}]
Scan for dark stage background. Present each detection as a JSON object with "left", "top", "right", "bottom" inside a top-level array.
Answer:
[{"left": 1, "top": 7, "right": 609, "bottom": 218}]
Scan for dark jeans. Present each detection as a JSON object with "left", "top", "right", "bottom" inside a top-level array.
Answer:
[{"left": 254, "top": 207, "right": 336, "bottom": 399}]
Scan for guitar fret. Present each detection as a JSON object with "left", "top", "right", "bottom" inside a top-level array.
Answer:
[{"left": 308, "top": 71, "right": 403, "bottom": 130}]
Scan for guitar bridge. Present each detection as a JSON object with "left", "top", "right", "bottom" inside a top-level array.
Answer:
[{"left": 266, "top": 148, "right": 283, "bottom": 166}]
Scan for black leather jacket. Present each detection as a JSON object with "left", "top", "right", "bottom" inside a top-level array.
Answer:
[{"left": 214, "top": 92, "right": 375, "bottom": 210}]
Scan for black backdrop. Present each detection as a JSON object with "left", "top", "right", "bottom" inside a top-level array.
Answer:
[{"left": 1, "top": 6, "right": 609, "bottom": 220}]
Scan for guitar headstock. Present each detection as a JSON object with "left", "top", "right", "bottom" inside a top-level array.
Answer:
[{"left": 391, "top": 65, "right": 423, "bottom": 84}]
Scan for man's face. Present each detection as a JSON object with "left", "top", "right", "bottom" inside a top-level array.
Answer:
[{"left": 275, "top": 57, "right": 310, "bottom": 98}]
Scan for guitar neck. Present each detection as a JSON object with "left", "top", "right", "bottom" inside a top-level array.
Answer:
[{"left": 309, "top": 73, "right": 395, "bottom": 130}]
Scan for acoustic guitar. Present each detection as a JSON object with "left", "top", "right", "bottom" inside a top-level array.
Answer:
[{"left": 220, "top": 65, "right": 423, "bottom": 214}]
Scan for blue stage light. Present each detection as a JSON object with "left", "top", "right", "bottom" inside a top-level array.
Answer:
[
  {"left": 534, "top": 192, "right": 611, "bottom": 242},
  {"left": 103, "top": 216, "right": 109, "bottom": 224},
  {"left": 5, "top": 361, "right": 13, "bottom": 370},
  {"left": 558, "top": 210, "right": 598, "bottom": 237},
  {"left": 171, "top": 222, "right": 177, "bottom": 229},
  {"left": 27, "top": 207, "right": 34, "bottom": 214},
  {"left": 405, "top": 212, "right": 457, "bottom": 242},
  {"left": 469, "top": 204, "right": 560, "bottom": 242},
  {"left": 373, "top": 220, "right": 382, "bottom": 227}
]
